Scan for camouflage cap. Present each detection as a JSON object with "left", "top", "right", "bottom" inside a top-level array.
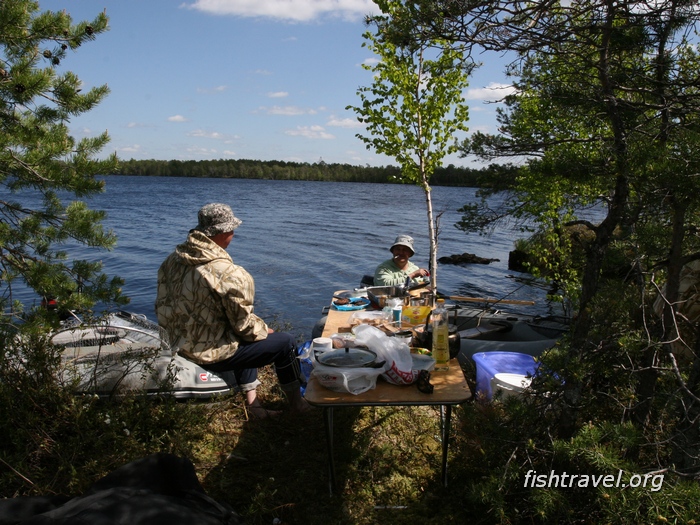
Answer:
[{"left": 195, "top": 203, "right": 242, "bottom": 236}]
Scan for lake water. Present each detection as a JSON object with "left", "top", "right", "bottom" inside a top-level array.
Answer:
[{"left": 17, "top": 175, "right": 560, "bottom": 339}]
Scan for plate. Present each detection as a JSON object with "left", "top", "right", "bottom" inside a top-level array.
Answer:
[{"left": 331, "top": 296, "right": 370, "bottom": 311}]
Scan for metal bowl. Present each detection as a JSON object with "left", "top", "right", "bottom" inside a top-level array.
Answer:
[{"left": 367, "top": 286, "right": 407, "bottom": 308}]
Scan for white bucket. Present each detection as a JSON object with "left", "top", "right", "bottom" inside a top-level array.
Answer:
[{"left": 490, "top": 373, "right": 532, "bottom": 400}]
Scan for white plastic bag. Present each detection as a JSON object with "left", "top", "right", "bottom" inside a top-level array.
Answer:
[
  {"left": 310, "top": 364, "right": 384, "bottom": 395},
  {"left": 353, "top": 325, "right": 420, "bottom": 386}
]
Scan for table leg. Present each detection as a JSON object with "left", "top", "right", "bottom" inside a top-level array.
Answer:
[
  {"left": 323, "top": 407, "right": 336, "bottom": 495},
  {"left": 440, "top": 405, "right": 452, "bottom": 488}
]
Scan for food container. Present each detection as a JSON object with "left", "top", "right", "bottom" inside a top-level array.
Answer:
[
  {"left": 367, "top": 286, "right": 408, "bottom": 308},
  {"left": 349, "top": 310, "right": 390, "bottom": 328},
  {"left": 390, "top": 329, "right": 413, "bottom": 346}
]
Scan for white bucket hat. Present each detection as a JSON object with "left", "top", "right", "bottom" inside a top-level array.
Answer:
[{"left": 390, "top": 234, "right": 415, "bottom": 256}]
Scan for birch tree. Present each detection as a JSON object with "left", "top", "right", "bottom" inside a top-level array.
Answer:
[{"left": 346, "top": 0, "right": 471, "bottom": 295}]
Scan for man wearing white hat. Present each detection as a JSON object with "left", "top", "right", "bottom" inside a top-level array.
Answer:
[{"left": 373, "top": 234, "right": 430, "bottom": 287}]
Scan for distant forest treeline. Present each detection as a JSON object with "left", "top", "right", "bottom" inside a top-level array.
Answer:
[{"left": 116, "top": 158, "right": 519, "bottom": 189}]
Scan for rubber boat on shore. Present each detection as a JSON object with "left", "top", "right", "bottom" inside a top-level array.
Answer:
[
  {"left": 399, "top": 302, "right": 567, "bottom": 363},
  {"left": 51, "top": 310, "right": 238, "bottom": 399},
  {"left": 447, "top": 305, "right": 568, "bottom": 365}
]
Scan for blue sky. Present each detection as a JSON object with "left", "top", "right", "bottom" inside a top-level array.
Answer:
[{"left": 39, "top": 0, "right": 512, "bottom": 167}]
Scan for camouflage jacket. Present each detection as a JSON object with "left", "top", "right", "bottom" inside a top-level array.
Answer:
[{"left": 155, "top": 230, "right": 268, "bottom": 364}]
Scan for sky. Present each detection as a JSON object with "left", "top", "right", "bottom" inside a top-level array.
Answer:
[{"left": 39, "top": 0, "right": 513, "bottom": 167}]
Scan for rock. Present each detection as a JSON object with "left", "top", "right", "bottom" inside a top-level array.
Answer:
[
  {"left": 508, "top": 249, "right": 531, "bottom": 272},
  {"left": 438, "top": 253, "right": 500, "bottom": 265}
]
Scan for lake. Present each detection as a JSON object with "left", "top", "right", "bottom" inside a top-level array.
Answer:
[{"left": 16, "top": 175, "right": 559, "bottom": 339}]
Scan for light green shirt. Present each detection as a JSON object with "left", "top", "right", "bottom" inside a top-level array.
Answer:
[{"left": 374, "top": 259, "right": 420, "bottom": 286}]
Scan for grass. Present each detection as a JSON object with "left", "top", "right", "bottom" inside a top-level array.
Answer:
[{"left": 187, "top": 365, "right": 478, "bottom": 525}]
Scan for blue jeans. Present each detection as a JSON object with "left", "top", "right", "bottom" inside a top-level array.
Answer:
[{"left": 202, "top": 332, "right": 301, "bottom": 393}]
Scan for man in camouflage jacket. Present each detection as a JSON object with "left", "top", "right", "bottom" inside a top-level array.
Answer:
[{"left": 156, "top": 203, "right": 309, "bottom": 418}]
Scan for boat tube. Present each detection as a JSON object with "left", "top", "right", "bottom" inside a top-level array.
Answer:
[
  {"left": 451, "top": 305, "right": 568, "bottom": 366},
  {"left": 52, "top": 310, "right": 239, "bottom": 400}
]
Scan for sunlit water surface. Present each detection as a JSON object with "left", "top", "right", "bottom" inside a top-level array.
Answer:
[{"left": 14, "top": 175, "right": 568, "bottom": 338}]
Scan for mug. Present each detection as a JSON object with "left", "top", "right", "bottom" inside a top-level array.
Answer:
[{"left": 312, "top": 337, "right": 333, "bottom": 352}]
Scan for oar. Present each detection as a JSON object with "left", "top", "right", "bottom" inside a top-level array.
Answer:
[{"left": 436, "top": 292, "right": 535, "bottom": 306}]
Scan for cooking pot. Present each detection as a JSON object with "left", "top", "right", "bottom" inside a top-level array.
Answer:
[{"left": 315, "top": 346, "right": 386, "bottom": 368}]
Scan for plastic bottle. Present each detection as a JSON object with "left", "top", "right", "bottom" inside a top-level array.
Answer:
[{"left": 431, "top": 298, "right": 450, "bottom": 371}]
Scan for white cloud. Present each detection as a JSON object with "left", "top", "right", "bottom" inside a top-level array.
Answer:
[
  {"left": 326, "top": 116, "right": 363, "bottom": 128},
  {"left": 168, "top": 115, "right": 190, "bottom": 122},
  {"left": 197, "top": 85, "right": 228, "bottom": 94},
  {"left": 285, "top": 125, "right": 335, "bottom": 139},
  {"left": 181, "top": 0, "right": 381, "bottom": 22},
  {"left": 189, "top": 129, "right": 225, "bottom": 139},
  {"left": 186, "top": 146, "right": 218, "bottom": 155},
  {"left": 119, "top": 144, "right": 142, "bottom": 153},
  {"left": 468, "top": 125, "right": 491, "bottom": 134},
  {"left": 466, "top": 83, "right": 515, "bottom": 102},
  {"left": 261, "top": 105, "right": 317, "bottom": 116},
  {"left": 188, "top": 129, "right": 241, "bottom": 141},
  {"left": 362, "top": 58, "right": 379, "bottom": 66},
  {"left": 267, "top": 91, "right": 289, "bottom": 98}
]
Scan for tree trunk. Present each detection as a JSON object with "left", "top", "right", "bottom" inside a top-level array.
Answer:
[{"left": 423, "top": 182, "right": 437, "bottom": 304}]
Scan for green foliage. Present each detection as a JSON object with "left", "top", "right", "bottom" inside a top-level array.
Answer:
[
  {"left": 0, "top": 0, "right": 210, "bottom": 501},
  {"left": 117, "top": 157, "right": 497, "bottom": 186},
  {"left": 451, "top": 1, "right": 700, "bottom": 326},
  {"left": 0, "top": 318, "right": 208, "bottom": 496},
  {"left": 347, "top": 6, "right": 470, "bottom": 187},
  {"left": 448, "top": 384, "right": 700, "bottom": 524},
  {"left": 0, "top": 0, "right": 123, "bottom": 318}
]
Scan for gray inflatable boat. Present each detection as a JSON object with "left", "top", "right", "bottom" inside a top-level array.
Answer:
[{"left": 52, "top": 310, "right": 238, "bottom": 399}]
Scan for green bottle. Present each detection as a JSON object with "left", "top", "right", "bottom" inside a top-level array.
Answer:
[{"left": 431, "top": 298, "right": 450, "bottom": 371}]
